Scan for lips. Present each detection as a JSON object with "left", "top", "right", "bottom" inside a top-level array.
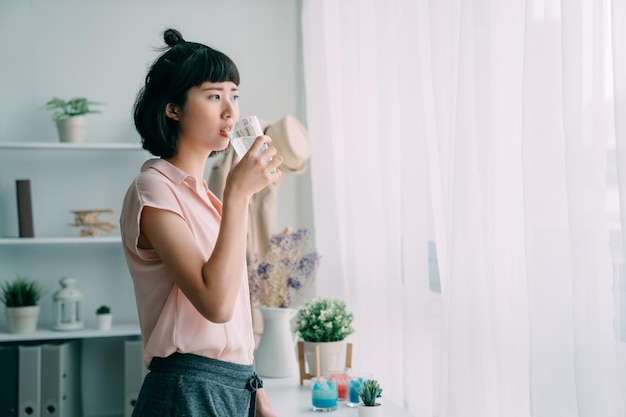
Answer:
[{"left": 222, "top": 124, "right": 234, "bottom": 139}]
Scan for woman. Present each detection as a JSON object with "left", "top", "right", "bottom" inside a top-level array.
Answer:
[{"left": 120, "top": 28, "right": 281, "bottom": 417}]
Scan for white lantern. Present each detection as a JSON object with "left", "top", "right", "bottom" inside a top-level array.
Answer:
[{"left": 53, "top": 276, "right": 84, "bottom": 331}]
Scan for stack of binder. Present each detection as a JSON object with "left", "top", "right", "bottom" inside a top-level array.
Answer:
[
  {"left": 18, "top": 345, "right": 41, "bottom": 417},
  {"left": 6, "top": 340, "right": 82, "bottom": 417},
  {"left": 41, "top": 340, "right": 82, "bottom": 417},
  {"left": 0, "top": 346, "right": 18, "bottom": 417}
]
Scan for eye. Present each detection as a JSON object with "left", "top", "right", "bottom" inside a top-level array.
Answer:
[
  {"left": 233, "top": 95, "right": 240, "bottom": 102},
  {"left": 208, "top": 94, "right": 220, "bottom": 100}
]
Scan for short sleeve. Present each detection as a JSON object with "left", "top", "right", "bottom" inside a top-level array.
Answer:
[{"left": 120, "top": 169, "right": 185, "bottom": 260}]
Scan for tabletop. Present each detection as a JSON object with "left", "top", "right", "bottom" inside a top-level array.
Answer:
[{"left": 262, "top": 376, "right": 413, "bottom": 417}]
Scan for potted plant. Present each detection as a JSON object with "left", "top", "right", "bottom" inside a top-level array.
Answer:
[
  {"left": 44, "top": 97, "right": 103, "bottom": 143},
  {"left": 1, "top": 277, "right": 45, "bottom": 334},
  {"left": 294, "top": 298, "right": 354, "bottom": 377},
  {"left": 95, "top": 304, "right": 112, "bottom": 331},
  {"left": 358, "top": 379, "right": 383, "bottom": 417}
]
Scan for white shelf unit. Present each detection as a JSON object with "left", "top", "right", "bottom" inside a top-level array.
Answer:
[
  {"left": 0, "top": 141, "right": 142, "bottom": 150},
  {"left": 0, "top": 236, "right": 120, "bottom": 245},
  {"left": 0, "top": 141, "right": 149, "bottom": 417},
  {"left": 0, "top": 323, "right": 141, "bottom": 343},
  {"left": 0, "top": 140, "right": 145, "bottom": 310}
]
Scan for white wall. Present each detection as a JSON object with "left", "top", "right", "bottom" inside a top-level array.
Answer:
[
  {"left": 0, "top": 0, "right": 314, "bottom": 303},
  {"left": 0, "top": 0, "right": 307, "bottom": 139},
  {"left": 0, "top": 3, "right": 312, "bottom": 414},
  {"left": 0, "top": 0, "right": 312, "bottom": 229}
]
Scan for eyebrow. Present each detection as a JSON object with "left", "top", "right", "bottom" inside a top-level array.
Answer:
[{"left": 201, "top": 85, "right": 239, "bottom": 92}]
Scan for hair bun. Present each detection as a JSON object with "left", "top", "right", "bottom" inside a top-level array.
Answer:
[{"left": 163, "top": 28, "right": 185, "bottom": 47}]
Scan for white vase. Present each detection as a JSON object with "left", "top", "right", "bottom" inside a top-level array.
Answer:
[
  {"left": 56, "top": 116, "right": 88, "bottom": 143},
  {"left": 97, "top": 313, "right": 113, "bottom": 331},
  {"left": 254, "top": 306, "right": 298, "bottom": 377},
  {"left": 303, "top": 340, "right": 346, "bottom": 377},
  {"left": 5, "top": 305, "right": 40, "bottom": 334},
  {"left": 358, "top": 404, "right": 383, "bottom": 417}
]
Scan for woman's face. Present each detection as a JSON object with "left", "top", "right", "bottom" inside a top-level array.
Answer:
[{"left": 174, "top": 81, "right": 240, "bottom": 152}]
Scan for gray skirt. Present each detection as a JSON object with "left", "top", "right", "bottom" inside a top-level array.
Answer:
[{"left": 132, "top": 353, "right": 262, "bottom": 417}]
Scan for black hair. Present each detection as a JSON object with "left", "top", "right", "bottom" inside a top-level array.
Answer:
[{"left": 133, "top": 28, "right": 240, "bottom": 158}]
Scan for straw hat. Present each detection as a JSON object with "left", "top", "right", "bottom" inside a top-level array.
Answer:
[{"left": 263, "top": 115, "right": 312, "bottom": 175}]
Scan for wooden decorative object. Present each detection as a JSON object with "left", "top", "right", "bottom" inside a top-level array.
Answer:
[
  {"left": 297, "top": 341, "right": 353, "bottom": 385},
  {"left": 69, "top": 209, "right": 116, "bottom": 236}
]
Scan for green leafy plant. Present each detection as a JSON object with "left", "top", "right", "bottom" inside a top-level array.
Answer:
[
  {"left": 96, "top": 305, "right": 111, "bottom": 315},
  {"left": 294, "top": 298, "right": 354, "bottom": 342},
  {"left": 44, "top": 97, "right": 103, "bottom": 122},
  {"left": 0, "top": 277, "right": 45, "bottom": 307},
  {"left": 358, "top": 379, "right": 383, "bottom": 406}
]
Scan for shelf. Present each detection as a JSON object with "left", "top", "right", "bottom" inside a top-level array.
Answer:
[
  {"left": 0, "top": 323, "right": 141, "bottom": 343},
  {"left": 0, "top": 236, "right": 121, "bottom": 245},
  {"left": 0, "top": 141, "right": 142, "bottom": 150}
]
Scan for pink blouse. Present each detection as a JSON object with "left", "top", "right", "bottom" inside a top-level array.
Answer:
[{"left": 120, "top": 158, "right": 255, "bottom": 367}]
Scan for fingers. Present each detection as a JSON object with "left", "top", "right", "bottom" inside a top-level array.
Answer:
[
  {"left": 249, "top": 135, "right": 271, "bottom": 155},
  {"left": 249, "top": 135, "right": 283, "bottom": 177},
  {"left": 266, "top": 153, "right": 283, "bottom": 175}
]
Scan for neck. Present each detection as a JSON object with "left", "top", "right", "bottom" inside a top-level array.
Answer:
[{"left": 166, "top": 147, "right": 209, "bottom": 182}]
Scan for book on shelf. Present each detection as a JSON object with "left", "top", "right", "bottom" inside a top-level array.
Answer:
[{"left": 16, "top": 180, "right": 34, "bottom": 238}]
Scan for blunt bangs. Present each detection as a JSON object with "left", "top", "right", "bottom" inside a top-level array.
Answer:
[{"left": 170, "top": 44, "right": 240, "bottom": 97}]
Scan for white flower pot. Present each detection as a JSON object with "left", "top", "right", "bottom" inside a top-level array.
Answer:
[
  {"left": 97, "top": 313, "right": 113, "bottom": 331},
  {"left": 5, "top": 305, "right": 40, "bottom": 334},
  {"left": 56, "top": 116, "right": 88, "bottom": 143},
  {"left": 358, "top": 403, "right": 383, "bottom": 417},
  {"left": 254, "top": 307, "right": 298, "bottom": 377},
  {"left": 303, "top": 340, "right": 346, "bottom": 377}
]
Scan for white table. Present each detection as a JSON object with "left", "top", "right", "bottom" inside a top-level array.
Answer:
[{"left": 262, "top": 376, "right": 413, "bottom": 417}]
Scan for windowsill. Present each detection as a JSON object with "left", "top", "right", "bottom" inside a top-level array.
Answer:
[{"left": 262, "top": 376, "right": 413, "bottom": 417}]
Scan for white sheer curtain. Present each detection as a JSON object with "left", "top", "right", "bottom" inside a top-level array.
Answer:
[
  {"left": 301, "top": 1, "right": 435, "bottom": 414},
  {"left": 302, "top": 1, "right": 624, "bottom": 417}
]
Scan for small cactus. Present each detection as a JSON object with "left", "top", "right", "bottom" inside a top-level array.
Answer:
[
  {"left": 96, "top": 305, "right": 111, "bottom": 315},
  {"left": 358, "top": 379, "right": 382, "bottom": 406}
]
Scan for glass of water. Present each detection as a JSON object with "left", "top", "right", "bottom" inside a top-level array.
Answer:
[{"left": 230, "top": 115, "right": 267, "bottom": 158}]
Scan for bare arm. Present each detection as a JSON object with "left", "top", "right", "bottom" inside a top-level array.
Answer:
[
  {"left": 140, "top": 136, "right": 283, "bottom": 323},
  {"left": 256, "top": 388, "right": 277, "bottom": 417}
]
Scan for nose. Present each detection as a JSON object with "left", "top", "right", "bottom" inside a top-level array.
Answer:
[{"left": 222, "top": 100, "right": 238, "bottom": 121}]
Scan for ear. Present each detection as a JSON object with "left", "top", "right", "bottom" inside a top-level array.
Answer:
[{"left": 165, "top": 102, "right": 181, "bottom": 121}]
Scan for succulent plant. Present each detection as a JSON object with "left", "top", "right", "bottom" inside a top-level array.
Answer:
[
  {"left": 358, "top": 379, "right": 383, "bottom": 406},
  {"left": 96, "top": 305, "right": 111, "bottom": 315}
]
